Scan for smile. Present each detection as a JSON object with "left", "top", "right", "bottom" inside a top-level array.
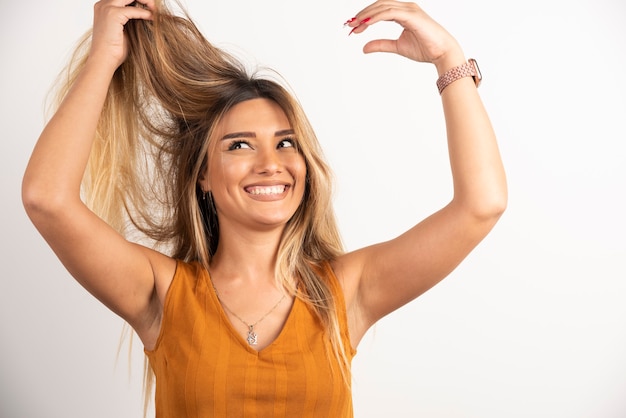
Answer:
[{"left": 245, "top": 185, "right": 288, "bottom": 195}]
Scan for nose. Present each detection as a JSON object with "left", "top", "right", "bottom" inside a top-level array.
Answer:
[{"left": 255, "top": 148, "right": 282, "bottom": 175}]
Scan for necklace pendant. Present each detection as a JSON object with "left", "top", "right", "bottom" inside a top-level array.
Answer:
[{"left": 246, "top": 325, "right": 258, "bottom": 346}]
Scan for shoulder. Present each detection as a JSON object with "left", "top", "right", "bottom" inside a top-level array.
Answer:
[
  {"left": 140, "top": 256, "right": 207, "bottom": 350},
  {"left": 329, "top": 251, "right": 372, "bottom": 346},
  {"left": 153, "top": 258, "right": 207, "bottom": 303},
  {"left": 329, "top": 250, "right": 366, "bottom": 310}
]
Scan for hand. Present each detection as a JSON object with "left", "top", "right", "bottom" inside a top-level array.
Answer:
[
  {"left": 89, "top": 0, "right": 154, "bottom": 70},
  {"left": 346, "top": 1, "right": 464, "bottom": 71}
]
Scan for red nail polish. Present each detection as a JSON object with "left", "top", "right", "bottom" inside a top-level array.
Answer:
[
  {"left": 343, "top": 17, "right": 357, "bottom": 26},
  {"left": 347, "top": 17, "right": 372, "bottom": 35}
]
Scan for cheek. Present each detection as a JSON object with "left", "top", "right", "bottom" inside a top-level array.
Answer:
[
  {"left": 290, "top": 154, "right": 307, "bottom": 180},
  {"left": 292, "top": 155, "right": 308, "bottom": 200},
  {"left": 208, "top": 155, "right": 246, "bottom": 188}
]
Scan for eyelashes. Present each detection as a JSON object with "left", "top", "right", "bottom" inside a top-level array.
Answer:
[
  {"left": 227, "top": 140, "right": 251, "bottom": 151},
  {"left": 277, "top": 138, "right": 296, "bottom": 148},
  {"left": 226, "top": 137, "right": 298, "bottom": 151}
]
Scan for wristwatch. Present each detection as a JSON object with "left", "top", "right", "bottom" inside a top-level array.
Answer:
[{"left": 436, "top": 58, "right": 482, "bottom": 94}]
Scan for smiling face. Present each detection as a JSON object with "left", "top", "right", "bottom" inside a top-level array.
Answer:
[{"left": 198, "top": 98, "right": 307, "bottom": 232}]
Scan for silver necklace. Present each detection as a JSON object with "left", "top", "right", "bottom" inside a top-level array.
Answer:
[{"left": 212, "top": 284, "right": 286, "bottom": 346}]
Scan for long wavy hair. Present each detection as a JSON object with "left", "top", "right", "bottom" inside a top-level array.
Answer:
[{"left": 52, "top": 0, "right": 350, "bottom": 409}]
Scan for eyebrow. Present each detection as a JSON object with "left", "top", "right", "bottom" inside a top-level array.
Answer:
[{"left": 221, "top": 129, "right": 295, "bottom": 140}]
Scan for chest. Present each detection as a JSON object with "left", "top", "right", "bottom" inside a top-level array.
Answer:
[{"left": 150, "top": 292, "right": 353, "bottom": 417}]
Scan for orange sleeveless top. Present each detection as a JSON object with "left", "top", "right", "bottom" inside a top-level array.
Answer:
[{"left": 145, "top": 260, "right": 356, "bottom": 418}]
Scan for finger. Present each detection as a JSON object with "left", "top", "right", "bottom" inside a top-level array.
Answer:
[
  {"left": 127, "top": 0, "right": 156, "bottom": 11},
  {"left": 348, "top": 18, "right": 371, "bottom": 36},
  {"left": 118, "top": 2, "right": 154, "bottom": 22},
  {"left": 347, "top": 0, "right": 389, "bottom": 26},
  {"left": 344, "top": 1, "right": 387, "bottom": 32},
  {"left": 345, "top": 2, "right": 421, "bottom": 32},
  {"left": 124, "top": 0, "right": 154, "bottom": 17},
  {"left": 125, "top": 7, "right": 153, "bottom": 21},
  {"left": 99, "top": 0, "right": 141, "bottom": 7},
  {"left": 103, "top": 0, "right": 148, "bottom": 7},
  {"left": 362, "top": 39, "right": 398, "bottom": 55},
  {"left": 95, "top": 0, "right": 154, "bottom": 21}
]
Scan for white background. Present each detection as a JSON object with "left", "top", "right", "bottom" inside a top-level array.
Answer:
[{"left": 1, "top": 0, "right": 625, "bottom": 417}]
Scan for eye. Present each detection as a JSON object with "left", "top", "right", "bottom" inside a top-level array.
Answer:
[
  {"left": 277, "top": 138, "right": 296, "bottom": 149},
  {"left": 227, "top": 140, "right": 251, "bottom": 151}
]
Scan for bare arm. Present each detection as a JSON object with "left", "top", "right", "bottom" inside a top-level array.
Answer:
[
  {"left": 336, "top": 1, "right": 507, "bottom": 344},
  {"left": 22, "top": 0, "right": 174, "bottom": 343}
]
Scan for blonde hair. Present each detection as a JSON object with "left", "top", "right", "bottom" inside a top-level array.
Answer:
[{"left": 54, "top": 0, "right": 351, "bottom": 410}]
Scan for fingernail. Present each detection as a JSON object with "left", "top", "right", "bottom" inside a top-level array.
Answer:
[
  {"left": 348, "top": 17, "right": 371, "bottom": 36},
  {"left": 343, "top": 17, "right": 357, "bottom": 26}
]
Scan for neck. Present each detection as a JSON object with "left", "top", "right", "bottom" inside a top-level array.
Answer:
[{"left": 210, "top": 222, "right": 285, "bottom": 285}]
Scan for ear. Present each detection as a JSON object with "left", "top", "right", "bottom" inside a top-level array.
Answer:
[{"left": 197, "top": 170, "right": 211, "bottom": 193}]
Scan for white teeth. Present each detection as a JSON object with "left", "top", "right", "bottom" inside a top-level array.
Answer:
[{"left": 248, "top": 185, "right": 286, "bottom": 195}]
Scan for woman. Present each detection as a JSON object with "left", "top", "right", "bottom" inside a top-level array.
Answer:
[{"left": 22, "top": 0, "right": 507, "bottom": 416}]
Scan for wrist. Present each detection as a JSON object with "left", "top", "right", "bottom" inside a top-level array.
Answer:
[
  {"left": 83, "top": 55, "right": 120, "bottom": 80},
  {"left": 432, "top": 48, "right": 466, "bottom": 76},
  {"left": 85, "top": 47, "right": 125, "bottom": 75},
  {"left": 435, "top": 58, "right": 482, "bottom": 95}
]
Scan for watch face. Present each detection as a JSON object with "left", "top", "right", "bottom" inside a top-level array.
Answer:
[{"left": 469, "top": 58, "right": 482, "bottom": 87}]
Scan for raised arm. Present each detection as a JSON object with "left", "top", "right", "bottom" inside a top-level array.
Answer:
[
  {"left": 335, "top": 1, "right": 507, "bottom": 344},
  {"left": 22, "top": 0, "right": 175, "bottom": 346}
]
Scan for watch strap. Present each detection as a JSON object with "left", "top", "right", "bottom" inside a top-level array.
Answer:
[{"left": 436, "top": 59, "right": 481, "bottom": 94}]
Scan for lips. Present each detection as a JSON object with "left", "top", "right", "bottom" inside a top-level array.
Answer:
[{"left": 245, "top": 185, "right": 288, "bottom": 195}]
